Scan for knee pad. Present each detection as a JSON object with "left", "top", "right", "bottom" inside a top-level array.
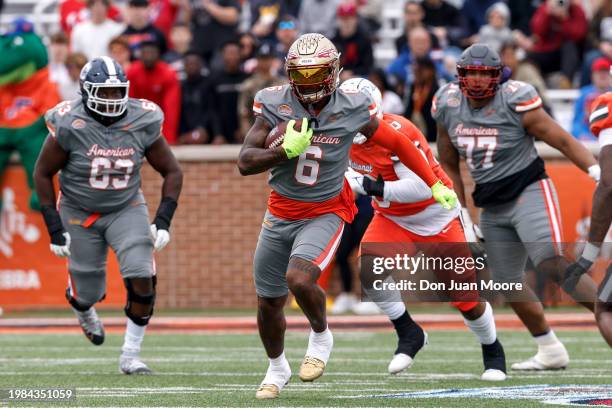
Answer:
[
  {"left": 65, "top": 288, "right": 95, "bottom": 311},
  {"left": 124, "top": 276, "right": 156, "bottom": 326}
]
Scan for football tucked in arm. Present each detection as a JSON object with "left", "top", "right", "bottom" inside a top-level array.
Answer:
[{"left": 264, "top": 120, "right": 299, "bottom": 149}]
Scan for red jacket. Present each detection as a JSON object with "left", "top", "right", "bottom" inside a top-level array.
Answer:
[
  {"left": 127, "top": 61, "right": 180, "bottom": 144},
  {"left": 530, "top": 4, "right": 587, "bottom": 53}
]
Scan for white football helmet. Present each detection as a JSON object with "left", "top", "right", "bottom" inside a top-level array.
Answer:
[{"left": 340, "top": 77, "right": 383, "bottom": 119}]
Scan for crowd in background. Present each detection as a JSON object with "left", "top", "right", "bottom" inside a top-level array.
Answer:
[{"left": 43, "top": 0, "right": 612, "bottom": 144}]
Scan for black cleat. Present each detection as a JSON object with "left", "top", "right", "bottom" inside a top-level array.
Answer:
[{"left": 481, "top": 339, "right": 507, "bottom": 381}]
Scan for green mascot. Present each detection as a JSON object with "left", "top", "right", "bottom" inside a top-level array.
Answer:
[{"left": 0, "top": 18, "right": 61, "bottom": 211}]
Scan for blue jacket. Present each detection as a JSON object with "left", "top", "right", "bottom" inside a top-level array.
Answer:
[{"left": 572, "top": 84, "right": 610, "bottom": 141}]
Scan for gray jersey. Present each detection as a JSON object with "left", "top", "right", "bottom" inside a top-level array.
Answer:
[
  {"left": 45, "top": 98, "right": 163, "bottom": 213},
  {"left": 253, "top": 84, "right": 375, "bottom": 202},
  {"left": 432, "top": 80, "right": 543, "bottom": 184}
]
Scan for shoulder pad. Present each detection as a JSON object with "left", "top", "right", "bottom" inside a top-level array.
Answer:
[
  {"left": 502, "top": 80, "right": 542, "bottom": 113},
  {"left": 589, "top": 92, "right": 612, "bottom": 137}
]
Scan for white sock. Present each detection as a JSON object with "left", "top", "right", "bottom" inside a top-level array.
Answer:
[
  {"left": 534, "top": 330, "right": 559, "bottom": 347},
  {"left": 377, "top": 301, "right": 406, "bottom": 321},
  {"left": 463, "top": 302, "right": 497, "bottom": 345},
  {"left": 364, "top": 276, "right": 405, "bottom": 320},
  {"left": 306, "top": 327, "right": 333, "bottom": 364},
  {"left": 262, "top": 352, "right": 291, "bottom": 388},
  {"left": 121, "top": 319, "right": 146, "bottom": 358}
]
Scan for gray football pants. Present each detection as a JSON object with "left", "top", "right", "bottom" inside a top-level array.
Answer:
[
  {"left": 253, "top": 211, "right": 344, "bottom": 298},
  {"left": 480, "top": 178, "right": 564, "bottom": 283},
  {"left": 59, "top": 200, "right": 155, "bottom": 307}
]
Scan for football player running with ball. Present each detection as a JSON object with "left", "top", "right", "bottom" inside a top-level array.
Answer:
[
  {"left": 238, "top": 33, "right": 458, "bottom": 399},
  {"left": 434, "top": 44, "right": 600, "bottom": 370},
  {"left": 34, "top": 57, "right": 183, "bottom": 374},
  {"left": 344, "top": 78, "right": 506, "bottom": 381},
  {"left": 566, "top": 66, "right": 612, "bottom": 347}
]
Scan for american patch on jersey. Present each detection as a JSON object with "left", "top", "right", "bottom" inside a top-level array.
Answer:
[
  {"left": 338, "top": 385, "right": 612, "bottom": 406},
  {"left": 277, "top": 104, "right": 293, "bottom": 116},
  {"left": 447, "top": 97, "right": 460, "bottom": 107},
  {"left": 71, "top": 119, "right": 86, "bottom": 129}
]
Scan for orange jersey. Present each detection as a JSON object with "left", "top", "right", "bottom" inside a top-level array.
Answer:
[
  {"left": 350, "top": 113, "right": 452, "bottom": 217},
  {"left": 268, "top": 178, "right": 357, "bottom": 223}
]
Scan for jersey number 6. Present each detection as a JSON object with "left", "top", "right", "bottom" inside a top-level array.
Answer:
[
  {"left": 295, "top": 146, "right": 322, "bottom": 185},
  {"left": 89, "top": 157, "right": 134, "bottom": 189}
]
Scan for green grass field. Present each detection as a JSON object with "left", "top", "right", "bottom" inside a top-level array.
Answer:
[{"left": 0, "top": 329, "right": 610, "bottom": 407}]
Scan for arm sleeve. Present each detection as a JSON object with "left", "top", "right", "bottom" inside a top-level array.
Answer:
[
  {"left": 44, "top": 103, "right": 70, "bottom": 151},
  {"left": 383, "top": 162, "right": 433, "bottom": 203},
  {"left": 506, "top": 81, "right": 543, "bottom": 113},
  {"left": 144, "top": 105, "right": 165, "bottom": 149},
  {"left": 252, "top": 89, "right": 276, "bottom": 128},
  {"left": 369, "top": 119, "right": 438, "bottom": 187}
]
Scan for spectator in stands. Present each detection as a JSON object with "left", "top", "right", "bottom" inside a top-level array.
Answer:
[
  {"left": 587, "top": 1, "right": 612, "bottom": 51},
  {"left": 581, "top": 19, "right": 612, "bottom": 87},
  {"left": 356, "top": 0, "right": 384, "bottom": 36},
  {"left": 421, "top": 0, "right": 466, "bottom": 48},
  {"left": 208, "top": 41, "right": 248, "bottom": 144},
  {"left": 122, "top": 0, "right": 167, "bottom": 60},
  {"left": 500, "top": 41, "right": 550, "bottom": 111},
  {"left": 298, "top": 0, "right": 342, "bottom": 39},
  {"left": 274, "top": 15, "right": 299, "bottom": 60},
  {"left": 109, "top": 36, "right": 132, "bottom": 72},
  {"left": 189, "top": 0, "right": 240, "bottom": 66},
  {"left": 149, "top": 0, "right": 189, "bottom": 41},
  {"left": 387, "top": 26, "right": 448, "bottom": 94},
  {"left": 404, "top": 56, "right": 438, "bottom": 142},
  {"left": 70, "top": 0, "right": 125, "bottom": 60},
  {"left": 368, "top": 68, "right": 403, "bottom": 115},
  {"left": 333, "top": 1, "right": 374, "bottom": 80},
  {"left": 249, "top": 0, "right": 301, "bottom": 42},
  {"left": 127, "top": 41, "right": 181, "bottom": 144},
  {"left": 477, "top": 2, "right": 513, "bottom": 53},
  {"left": 572, "top": 57, "right": 612, "bottom": 141},
  {"left": 239, "top": 32, "right": 259, "bottom": 74},
  {"left": 48, "top": 32, "right": 71, "bottom": 89},
  {"left": 461, "top": 0, "right": 497, "bottom": 40},
  {"left": 164, "top": 23, "right": 193, "bottom": 79},
  {"left": 58, "top": 52, "right": 88, "bottom": 100},
  {"left": 507, "top": 0, "right": 539, "bottom": 36},
  {"left": 528, "top": 0, "right": 588, "bottom": 89},
  {"left": 178, "top": 51, "right": 211, "bottom": 144},
  {"left": 238, "top": 43, "right": 284, "bottom": 140},
  {"left": 394, "top": 1, "right": 438, "bottom": 55},
  {"left": 59, "top": 0, "right": 122, "bottom": 35}
]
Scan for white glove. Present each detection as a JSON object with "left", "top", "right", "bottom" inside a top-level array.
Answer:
[
  {"left": 50, "top": 232, "right": 71, "bottom": 257},
  {"left": 150, "top": 224, "right": 170, "bottom": 251},
  {"left": 345, "top": 167, "right": 366, "bottom": 195},
  {"left": 459, "top": 208, "right": 484, "bottom": 243},
  {"left": 588, "top": 164, "right": 601, "bottom": 183}
]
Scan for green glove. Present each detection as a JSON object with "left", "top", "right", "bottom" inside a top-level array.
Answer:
[
  {"left": 431, "top": 180, "right": 458, "bottom": 210},
  {"left": 282, "top": 118, "right": 313, "bottom": 159}
]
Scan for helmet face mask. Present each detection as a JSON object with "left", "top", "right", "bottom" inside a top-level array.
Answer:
[
  {"left": 286, "top": 33, "right": 340, "bottom": 104},
  {"left": 80, "top": 57, "right": 130, "bottom": 118},
  {"left": 456, "top": 44, "right": 502, "bottom": 100},
  {"left": 82, "top": 81, "right": 129, "bottom": 117},
  {"left": 457, "top": 66, "right": 501, "bottom": 99}
]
